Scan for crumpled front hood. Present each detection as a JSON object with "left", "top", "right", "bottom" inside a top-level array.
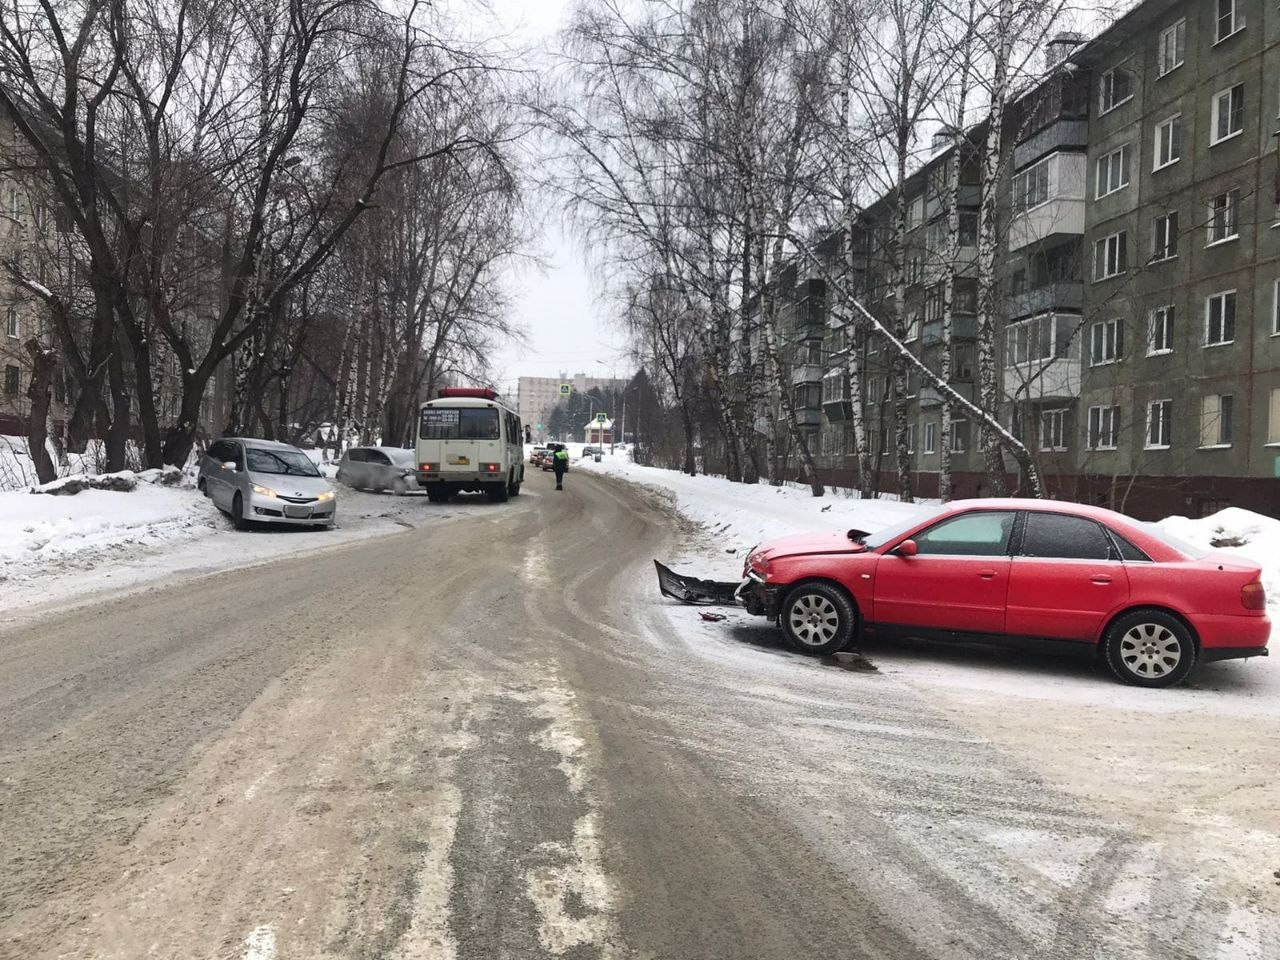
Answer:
[{"left": 751, "top": 531, "right": 867, "bottom": 565}]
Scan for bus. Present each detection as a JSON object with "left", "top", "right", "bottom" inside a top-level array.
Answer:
[{"left": 415, "top": 387, "right": 525, "bottom": 503}]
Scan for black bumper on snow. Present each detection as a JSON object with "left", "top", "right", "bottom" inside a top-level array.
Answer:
[
  {"left": 1201, "top": 646, "right": 1269, "bottom": 663},
  {"left": 652, "top": 560, "right": 781, "bottom": 617}
]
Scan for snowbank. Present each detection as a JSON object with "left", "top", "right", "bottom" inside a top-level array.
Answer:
[
  {"left": 578, "top": 451, "right": 933, "bottom": 565},
  {"left": 0, "top": 480, "right": 222, "bottom": 585}
]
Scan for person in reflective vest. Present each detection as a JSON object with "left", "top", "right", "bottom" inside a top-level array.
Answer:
[{"left": 552, "top": 444, "right": 569, "bottom": 490}]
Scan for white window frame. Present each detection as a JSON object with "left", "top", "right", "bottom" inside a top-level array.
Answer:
[
  {"left": 1153, "top": 115, "right": 1181, "bottom": 170},
  {"left": 1157, "top": 19, "right": 1186, "bottom": 77},
  {"left": 1204, "top": 290, "right": 1237, "bottom": 346},
  {"left": 1148, "top": 305, "right": 1175, "bottom": 355},
  {"left": 950, "top": 418, "right": 967, "bottom": 453},
  {"left": 906, "top": 422, "right": 916, "bottom": 454},
  {"left": 1094, "top": 232, "right": 1128, "bottom": 281},
  {"left": 1099, "top": 66, "right": 1134, "bottom": 114},
  {"left": 1206, "top": 189, "right": 1239, "bottom": 246},
  {"left": 904, "top": 312, "right": 920, "bottom": 343},
  {"left": 3, "top": 306, "right": 16, "bottom": 339},
  {"left": 1089, "top": 318, "right": 1123, "bottom": 366},
  {"left": 1273, "top": 279, "right": 1280, "bottom": 336},
  {"left": 1210, "top": 85, "right": 1244, "bottom": 145},
  {"left": 1145, "top": 399, "right": 1173, "bottom": 449},
  {"left": 1214, "top": 0, "right": 1243, "bottom": 44},
  {"left": 923, "top": 421, "right": 937, "bottom": 454},
  {"left": 1095, "top": 145, "right": 1130, "bottom": 198},
  {"left": 1152, "top": 211, "right": 1179, "bottom": 261},
  {"left": 1088, "top": 405, "right": 1120, "bottom": 451},
  {"left": 1012, "top": 157, "right": 1052, "bottom": 214},
  {"left": 1267, "top": 387, "right": 1280, "bottom": 445},
  {"left": 1040, "top": 408, "right": 1068, "bottom": 452},
  {"left": 1199, "top": 393, "right": 1234, "bottom": 448}
]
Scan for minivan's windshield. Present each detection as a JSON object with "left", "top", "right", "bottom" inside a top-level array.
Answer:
[
  {"left": 858, "top": 506, "right": 948, "bottom": 549},
  {"left": 246, "top": 448, "right": 321, "bottom": 477},
  {"left": 420, "top": 407, "right": 501, "bottom": 440}
]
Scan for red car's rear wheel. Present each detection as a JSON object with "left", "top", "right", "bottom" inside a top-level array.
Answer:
[{"left": 1104, "top": 609, "right": 1196, "bottom": 688}]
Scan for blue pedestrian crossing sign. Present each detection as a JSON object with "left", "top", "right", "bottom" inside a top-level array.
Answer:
[{"left": 596, "top": 412, "right": 608, "bottom": 423}]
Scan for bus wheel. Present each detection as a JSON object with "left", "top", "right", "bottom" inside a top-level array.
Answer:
[
  {"left": 508, "top": 473, "right": 521, "bottom": 497},
  {"left": 487, "top": 481, "right": 510, "bottom": 503}
]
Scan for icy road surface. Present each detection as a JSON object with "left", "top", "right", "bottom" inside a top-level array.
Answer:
[{"left": 0, "top": 470, "right": 1275, "bottom": 959}]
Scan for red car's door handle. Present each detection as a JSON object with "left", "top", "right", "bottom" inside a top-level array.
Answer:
[
  {"left": 1091, "top": 575, "right": 1112, "bottom": 585},
  {"left": 978, "top": 570, "right": 997, "bottom": 579}
]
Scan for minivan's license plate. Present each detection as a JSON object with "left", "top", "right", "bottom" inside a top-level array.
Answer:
[{"left": 448, "top": 455, "right": 470, "bottom": 465}]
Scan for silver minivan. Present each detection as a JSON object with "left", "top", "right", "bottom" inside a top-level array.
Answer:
[
  {"left": 198, "top": 438, "right": 336, "bottom": 530},
  {"left": 335, "top": 446, "right": 419, "bottom": 495}
]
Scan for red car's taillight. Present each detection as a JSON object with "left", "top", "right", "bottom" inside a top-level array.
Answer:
[{"left": 1242, "top": 582, "right": 1266, "bottom": 611}]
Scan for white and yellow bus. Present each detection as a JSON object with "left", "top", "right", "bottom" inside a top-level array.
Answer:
[{"left": 415, "top": 387, "right": 524, "bottom": 503}]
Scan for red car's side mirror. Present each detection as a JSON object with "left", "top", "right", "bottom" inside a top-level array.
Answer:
[{"left": 895, "top": 539, "right": 918, "bottom": 557}]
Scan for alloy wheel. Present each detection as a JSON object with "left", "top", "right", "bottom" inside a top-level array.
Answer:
[
  {"left": 788, "top": 594, "right": 840, "bottom": 648},
  {"left": 1119, "top": 622, "right": 1182, "bottom": 679}
]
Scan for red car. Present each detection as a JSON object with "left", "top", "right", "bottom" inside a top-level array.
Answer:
[{"left": 740, "top": 499, "right": 1269, "bottom": 687}]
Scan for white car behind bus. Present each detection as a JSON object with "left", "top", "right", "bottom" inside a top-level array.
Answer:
[{"left": 415, "top": 387, "right": 525, "bottom": 503}]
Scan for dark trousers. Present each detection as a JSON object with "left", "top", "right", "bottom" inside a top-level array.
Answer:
[{"left": 553, "top": 465, "right": 566, "bottom": 488}]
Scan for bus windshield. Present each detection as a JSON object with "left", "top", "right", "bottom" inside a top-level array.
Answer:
[{"left": 420, "top": 407, "right": 501, "bottom": 440}]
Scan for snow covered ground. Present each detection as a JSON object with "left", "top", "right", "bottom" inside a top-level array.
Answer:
[
  {"left": 580, "top": 450, "right": 1280, "bottom": 712},
  {"left": 0, "top": 467, "right": 505, "bottom": 622}
]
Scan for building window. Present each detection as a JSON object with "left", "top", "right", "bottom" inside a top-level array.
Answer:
[
  {"left": 1210, "top": 85, "right": 1244, "bottom": 144},
  {"left": 1012, "top": 159, "right": 1050, "bottom": 213},
  {"left": 1157, "top": 20, "right": 1185, "bottom": 76},
  {"left": 1206, "top": 189, "right": 1239, "bottom": 245},
  {"left": 7, "top": 189, "right": 19, "bottom": 223},
  {"left": 1200, "top": 394, "right": 1234, "bottom": 446},
  {"left": 1094, "top": 232, "right": 1128, "bottom": 280},
  {"left": 906, "top": 423, "right": 916, "bottom": 454},
  {"left": 950, "top": 419, "right": 968, "bottom": 453},
  {"left": 1205, "top": 290, "right": 1237, "bottom": 345},
  {"left": 1090, "top": 318, "right": 1124, "bottom": 366},
  {"left": 1152, "top": 211, "right": 1179, "bottom": 260},
  {"left": 1088, "top": 405, "right": 1120, "bottom": 450},
  {"left": 904, "top": 313, "right": 920, "bottom": 343},
  {"left": 1149, "top": 305, "right": 1175, "bottom": 354},
  {"left": 907, "top": 194, "right": 925, "bottom": 229},
  {"left": 1273, "top": 279, "right": 1280, "bottom": 336},
  {"left": 952, "top": 343, "right": 975, "bottom": 380},
  {"left": 923, "top": 421, "right": 936, "bottom": 454},
  {"left": 958, "top": 211, "right": 978, "bottom": 247},
  {"left": 1005, "top": 313, "right": 1072, "bottom": 367},
  {"left": 1146, "top": 399, "right": 1173, "bottom": 448},
  {"left": 906, "top": 255, "right": 922, "bottom": 285},
  {"left": 1040, "top": 409, "right": 1068, "bottom": 451},
  {"left": 1154, "top": 116, "right": 1182, "bottom": 169},
  {"left": 1099, "top": 66, "right": 1134, "bottom": 114},
  {"left": 1215, "top": 0, "right": 1241, "bottom": 43},
  {"left": 1269, "top": 387, "right": 1280, "bottom": 444},
  {"left": 1095, "top": 145, "right": 1130, "bottom": 198},
  {"left": 4, "top": 306, "right": 16, "bottom": 339}
]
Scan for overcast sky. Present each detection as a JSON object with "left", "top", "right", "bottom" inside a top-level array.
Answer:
[{"left": 479, "top": 0, "right": 633, "bottom": 394}]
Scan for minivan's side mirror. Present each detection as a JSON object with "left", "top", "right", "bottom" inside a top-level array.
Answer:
[
  {"left": 221, "top": 460, "right": 238, "bottom": 472},
  {"left": 895, "top": 539, "right": 918, "bottom": 557}
]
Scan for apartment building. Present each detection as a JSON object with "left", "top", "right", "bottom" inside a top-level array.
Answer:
[
  {"left": 764, "top": 0, "right": 1279, "bottom": 518},
  {"left": 517, "top": 373, "right": 630, "bottom": 441}
]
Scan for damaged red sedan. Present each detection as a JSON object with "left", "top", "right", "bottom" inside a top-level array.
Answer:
[{"left": 738, "top": 499, "right": 1270, "bottom": 688}]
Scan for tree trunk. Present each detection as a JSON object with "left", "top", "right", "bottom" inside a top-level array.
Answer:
[
  {"left": 25, "top": 339, "right": 58, "bottom": 484},
  {"left": 105, "top": 340, "right": 131, "bottom": 472}
]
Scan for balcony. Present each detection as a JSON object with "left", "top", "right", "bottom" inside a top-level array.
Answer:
[
  {"left": 919, "top": 385, "right": 942, "bottom": 408},
  {"left": 922, "top": 245, "right": 977, "bottom": 283},
  {"left": 1007, "top": 282, "right": 1083, "bottom": 320},
  {"left": 1002, "top": 357, "right": 1081, "bottom": 401},
  {"left": 1008, "top": 153, "right": 1086, "bottom": 252},
  {"left": 925, "top": 184, "right": 980, "bottom": 221},
  {"left": 791, "top": 363, "right": 824, "bottom": 385},
  {"left": 1013, "top": 120, "right": 1088, "bottom": 170},
  {"left": 922, "top": 314, "right": 977, "bottom": 345},
  {"left": 795, "top": 407, "right": 824, "bottom": 427}
]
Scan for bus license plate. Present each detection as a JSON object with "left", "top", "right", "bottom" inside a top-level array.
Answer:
[{"left": 448, "top": 455, "right": 470, "bottom": 466}]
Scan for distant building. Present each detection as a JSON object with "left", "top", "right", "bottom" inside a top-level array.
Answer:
[
  {"left": 584, "top": 418, "right": 614, "bottom": 444},
  {"left": 517, "top": 372, "right": 629, "bottom": 440}
]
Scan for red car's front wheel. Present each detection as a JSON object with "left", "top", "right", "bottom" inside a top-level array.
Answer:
[{"left": 780, "top": 582, "right": 856, "bottom": 656}]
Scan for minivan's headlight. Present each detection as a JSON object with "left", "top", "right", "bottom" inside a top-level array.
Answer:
[
  {"left": 316, "top": 490, "right": 335, "bottom": 502},
  {"left": 252, "top": 483, "right": 278, "bottom": 498}
]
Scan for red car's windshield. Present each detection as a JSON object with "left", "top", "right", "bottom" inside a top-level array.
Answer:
[{"left": 860, "top": 506, "right": 948, "bottom": 549}]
